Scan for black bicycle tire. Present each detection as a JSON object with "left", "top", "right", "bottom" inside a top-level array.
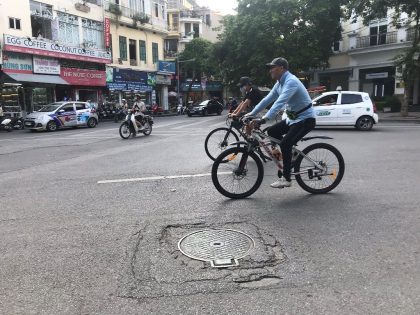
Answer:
[
  {"left": 204, "top": 127, "right": 240, "bottom": 161},
  {"left": 294, "top": 142, "right": 345, "bottom": 194},
  {"left": 212, "top": 147, "right": 264, "bottom": 199}
]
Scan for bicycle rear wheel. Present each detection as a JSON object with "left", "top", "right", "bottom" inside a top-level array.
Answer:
[
  {"left": 205, "top": 127, "right": 240, "bottom": 161},
  {"left": 294, "top": 142, "right": 345, "bottom": 194},
  {"left": 212, "top": 147, "right": 264, "bottom": 199}
]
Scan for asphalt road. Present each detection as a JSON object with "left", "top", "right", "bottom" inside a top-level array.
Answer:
[{"left": 0, "top": 115, "right": 419, "bottom": 314}]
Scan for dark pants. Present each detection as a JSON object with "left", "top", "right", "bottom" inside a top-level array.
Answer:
[{"left": 267, "top": 118, "right": 316, "bottom": 181}]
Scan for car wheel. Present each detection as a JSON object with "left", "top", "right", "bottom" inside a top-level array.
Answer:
[
  {"left": 46, "top": 121, "right": 57, "bottom": 132},
  {"left": 202, "top": 109, "right": 208, "bottom": 116},
  {"left": 217, "top": 109, "right": 222, "bottom": 115},
  {"left": 355, "top": 116, "right": 374, "bottom": 131},
  {"left": 87, "top": 118, "right": 97, "bottom": 128}
]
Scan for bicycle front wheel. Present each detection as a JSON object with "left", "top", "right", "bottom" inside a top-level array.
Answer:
[
  {"left": 205, "top": 127, "right": 240, "bottom": 161},
  {"left": 294, "top": 142, "right": 345, "bottom": 194},
  {"left": 212, "top": 147, "right": 264, "bottom": 199}
]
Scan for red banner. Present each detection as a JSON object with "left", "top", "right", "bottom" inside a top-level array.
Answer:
[
  {"left": 104, "top": 18, "right": 111, "bottom": 48},
  {"left": 61, "top": 68, "right": 106, "bottom": 86}
]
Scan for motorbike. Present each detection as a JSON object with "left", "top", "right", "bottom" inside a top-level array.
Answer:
[
  {"left": 0, "top": 117, "right": 13, "bottom": 132},
  {"left": 119, "top": 110, "right": 153, "bottom": 139},
  {"left": 114, "top": 107, "right": 127, "bottom": 123},
  {"left": 12, "top": 117, "right": 24, "bottom": 130},
  {"left": 177, "top": 104, "right": 186, "bottom": 115}
]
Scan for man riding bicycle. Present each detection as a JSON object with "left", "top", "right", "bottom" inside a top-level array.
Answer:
[
  {"left": 247, "top": 57, "right": 316, "bottom": 189},
  {"left": 229, "top": 77, "right": 262, "bottom": 132}
]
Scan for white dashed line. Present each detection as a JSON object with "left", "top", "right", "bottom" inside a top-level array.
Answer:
[{"left": 97, "top": 172, "right": 231, "bottom": 184}]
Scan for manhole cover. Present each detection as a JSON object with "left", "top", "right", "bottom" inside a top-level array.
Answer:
[{"left": 178, "top": 229, "right": 254, "bottom": 267}]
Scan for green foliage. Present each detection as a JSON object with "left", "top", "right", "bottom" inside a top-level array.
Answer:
[
  {"left": 214, "top": 0, "right": 344, "bottom": 88},
  {"left": 385, "top": 95, "right": 402, "bottom": 112},
  {"left": 178, "top": 38, "right": 217, "bottom": 79}
]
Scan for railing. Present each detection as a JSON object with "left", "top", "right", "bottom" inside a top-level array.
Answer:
[
  {"left": 406, "top": 28, "right": 416, "bottom": 41},
  {"left": 168, "top": 25, "right": 179, "bottom": 32},
  {"left": 130, "top": 59, "right": 138, "bottom": 66},
  {"left": 164, "top": 50, "right": 178, "bottom": 58},
  {"left": 356, "top": 31, "right": 397, "bottom": 48},
  {"left": 104, "top": 1, "right": 148, "bottom": 20}
]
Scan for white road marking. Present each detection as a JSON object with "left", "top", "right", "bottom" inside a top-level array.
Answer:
[
  {"left": 97, "top": 172, "right": 231, "bottom": 184},
  {"left": 171, "top": 116, "right": 222, "bottom": 130}
]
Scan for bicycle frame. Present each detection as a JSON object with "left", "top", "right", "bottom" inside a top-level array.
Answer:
[{"left": 243, "top": 127, "right": 327, "bottom": 177}]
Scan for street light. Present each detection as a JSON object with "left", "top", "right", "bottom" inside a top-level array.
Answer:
[{"left": 176, "top": 58, "right": 195, "bottom": 106}]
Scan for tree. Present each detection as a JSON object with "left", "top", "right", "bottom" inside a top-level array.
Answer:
[
  {"left": 344, "top": 0, "right": 420, "bottom": 116},
  {"left": 214, "top": 0, "right": 344, "bottom": 89},
  {"left": 178, "top": 38, "right": 218, "bottom": 104}
]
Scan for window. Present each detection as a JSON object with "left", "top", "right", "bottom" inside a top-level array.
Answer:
[
  {"left": 130, "top": 0, "right": 145, "bottom": 14},
  {"left": 119, "top": 36, "right": 127, "bottom": 60},
  {"left": 341, "top": 94, "right": 363, "bottom": 104},
  {"left": 370, "top": 24, "right": 387, "bottom": 46},
  {"left": 61, "top": 104, "right": 75, "bottom": 112},
  {"left": 139, "top": 40, "right": 146, "bottom": 62},
  {"left": 129, "top": 39, "right": 137, "bottom": 64},
  {"left": 57, "top": 12, "right": 79, "bottom": 46},
  {"left": 82, "top": 19, "right": 104, "bottom": 49},
  {"left": 193, "top": 24, "right": 199, "bottom": 38},
  {"left": 9, "top": 18, "right": 21, "bottom": 30},
  {"left": 185, "top": 23, "right": 191, "bottom": 35},
  {"left": 75, "top": 103, "right": 87, "bottom": 111},
  {"left": 30, "top": 1, "right": 53, "bottom": 39},
  {"left": 155, "top": 3, "right": 159, "bottom": 17},
  {"left": 333, "top": 41, "right": 340, "bottom": 52},
  {"left": 316, "top": 94, "right": 338, "bottom": 106},
  {"left": 152, "top": 42, "right": 159, "bottom": 64}
]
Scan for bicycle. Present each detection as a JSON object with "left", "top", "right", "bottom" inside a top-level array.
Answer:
[
  {"left": 211, "top": 117, "right": 345, "bottom": 199},
  {"left": 205, "top": 112, "right": 284, "bottom": 161}
]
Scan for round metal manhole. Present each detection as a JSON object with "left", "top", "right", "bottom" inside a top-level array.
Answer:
[{"left": 178, "top": 229, "right": 254, "bottom": 267}]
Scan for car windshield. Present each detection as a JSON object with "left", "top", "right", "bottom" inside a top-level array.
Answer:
[
  {"left": 38, "top": 104, "right": 62, "bottom": 112},
  {"left": 199, "top": 101, "right": 210, "bottom": 106}
]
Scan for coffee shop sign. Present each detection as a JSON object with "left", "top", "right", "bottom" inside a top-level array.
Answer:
[{"left": 3, "top": 34, "right": 111, "bottom": 64}]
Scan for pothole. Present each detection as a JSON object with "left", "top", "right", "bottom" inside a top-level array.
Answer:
[{"left": 118, "top": 221, "right": 287, "bottom": 299}]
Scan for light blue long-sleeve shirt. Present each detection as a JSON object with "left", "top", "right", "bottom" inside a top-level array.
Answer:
[{"left": 250, "top": 71, "right": 315, "bottom": 124}]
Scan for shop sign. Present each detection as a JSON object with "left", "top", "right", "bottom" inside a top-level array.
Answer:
[
  {"left": 33, "top": 56, "right": 60, "bottom": 74},
  {"left": 127, "top": 83, "right": 152, "bottom": 92},
  {"left": 3, "top": 34, "right": 111, "bottom": 64},
  {"left": 104, "top": 18, "right": 111, "bottom": 48},
  {"left": 181, "top": 81, "right": 223, "bottom": 92},
  {"left": 107, "top": 82, "right": 127, "bottom": 90},
  {"left": 366, "top": 72, "right": 388, "bottom": 79},
  {"left": 158, "top": 61, "right": 176, "bottom": 74},
  {"left": 61, "top": 68, "right": 106, "bottom": 86},
  {"left": 156, "top": 74, "right": 172, "bottom": 85},
  {"left": 114, "top": 68, "right": 148, "bottom": 84},
  {"left": 2, "top": 52, "right": 33, "bottom": 74}
]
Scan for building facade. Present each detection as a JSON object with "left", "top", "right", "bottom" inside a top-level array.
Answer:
[
  {"left": 312, "top": 13, "right": 419, "bottom": 106},
  {"left": 0, "top": 0, "right": 173, "bottom": 117}
]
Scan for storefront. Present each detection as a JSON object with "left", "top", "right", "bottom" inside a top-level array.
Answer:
[
  {"left": 359, "top": 66, "right": 395, "bottom": 98},
  {"left": 1, "top": 34, "right": 111, "bottom": 112},
  {"left": 156, "top": 61, "right": 175, "bottom": 112},
  {"left": 181, "top": 80, "right": 224, "bottom": 105},
  {"left": 105, "top": 67, "right": 154, "bottom": 107}
]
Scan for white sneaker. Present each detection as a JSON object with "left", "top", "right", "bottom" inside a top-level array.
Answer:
[{"left": 270, "top": 178, "right": 292, "bottom": 188}]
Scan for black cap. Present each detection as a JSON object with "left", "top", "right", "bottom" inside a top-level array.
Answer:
[
  {"left": 266, "top": 57, "right": 289, "bottom": 69},
  {"left": 237, "top": 76, "right": 252, "bottom": 87}
]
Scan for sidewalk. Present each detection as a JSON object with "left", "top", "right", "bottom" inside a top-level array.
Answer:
[{"left": 379, "top": 112, "right": 420, "bottom": 123}]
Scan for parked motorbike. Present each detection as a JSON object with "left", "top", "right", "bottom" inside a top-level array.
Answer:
[
  {"left": 119, "top": 110, "right": 153, "bottom": 139},
  {"left": 114, "top": 107, "right": 127, "bottom": 123},
  {"left": 0, "top": 117, "right": 13, "bottom": 132},
  {"left": 12, "top": 117, "right": 25, "bottom": 130},
  {"left": 177, "top": 104, "right": 186, "bottom": 115}
]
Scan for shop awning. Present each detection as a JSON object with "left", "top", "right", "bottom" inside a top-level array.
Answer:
[{"left": 3, "top": 73, "right": 69, "bottom": 85}]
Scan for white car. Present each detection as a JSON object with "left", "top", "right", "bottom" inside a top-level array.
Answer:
[
  {"left": 24, "top": 102, "right": 98, "bottom": 131},
  {"left": 282, "top": 91, "right": 379, "bottom": 130}
]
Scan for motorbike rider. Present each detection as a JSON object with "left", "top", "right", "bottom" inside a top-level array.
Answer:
[
  {"left": 132, "top": 94, "right": 146, "bottom": 132},
  {"left": 246, "top": 57, "right": 316, "bottom": 189}
]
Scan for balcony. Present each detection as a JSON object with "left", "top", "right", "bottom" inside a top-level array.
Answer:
[
  {"left": 164, "top": 50, "right": 178, "bottom": 59},
  {"left": 356, "top": 31, "right": 397, "bottom": 48},
  {"left": 104, "top": 1, "right": 150, "bottom": 22}
]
